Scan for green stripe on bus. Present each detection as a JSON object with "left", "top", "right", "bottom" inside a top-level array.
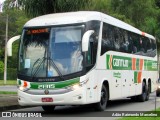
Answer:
[
  {"left": 106, "top": 55, "right": 110, "bottom": 69},
  {"left": 144, "top": 59, "right": 147, "bottom": 70},
  {"left": 30, "top": 77, "right": 80, "bottom": 89},
  {"left": 134, "top": 72, "right": 138, "bottom": 83},
  {"left": 106, "top": 54, "right": 157, "bottom": 71},
  {"left": 136, "top": 58, "right": 139, "bottom": 70},
  {"left": 146, "top": 60, "right": 157, "bottom": 71}
]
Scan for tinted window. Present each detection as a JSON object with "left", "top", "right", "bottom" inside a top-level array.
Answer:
[
  {"left": 85, "top": 21, "right": 100, "bottom": 69},
  {"left": 101, "top": 22, "right": 156, "bottom": 57}
]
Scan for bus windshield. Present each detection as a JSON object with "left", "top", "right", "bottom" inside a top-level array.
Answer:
[{"left": 18, "top": 25, "right": 84, "bottom": 78}]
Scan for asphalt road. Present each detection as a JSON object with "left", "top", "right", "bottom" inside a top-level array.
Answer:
[
  {"left": 0, "top": 85, "right": 160, "bottom": 120},
  {"left": 0, "top": 86, "right": 17, "bottom": 92},
  {"left": 1, "top": 92, "right": 158, "bottom": 120}
]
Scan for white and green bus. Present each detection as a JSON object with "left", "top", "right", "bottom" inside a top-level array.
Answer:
[{"left": 7, "top": 11, "right": 158, "bottom": 111}]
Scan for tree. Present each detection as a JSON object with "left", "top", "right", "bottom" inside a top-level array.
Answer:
[
  {"left": 85, "top": 0, "right": 110, "bottom": 13},
  {"left": 109, "top": 0, "right": 160, "bottom": 41},
  {"left": 0, "top": 61, "right": 4, "bottom": 73},
  {"left": 155, "top": 0, "right": 160, "bottom": 8},
  {"left": 0, "top": 0, "right": 29, "bottom": 79},
  {"left": 110, "top": 0, "right": 157, "bottom": 27},
  {"left": 4, "top": 0, "right": 92, "bottom": 17},
  {"left": 0, "top": 9, "right": 28, "bottom": 52}
]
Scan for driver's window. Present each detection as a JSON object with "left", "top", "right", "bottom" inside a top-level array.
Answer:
[
  {"left": 86, "top": 34, "right": 98, "bottom": 69},
  {"left": 85, "top": 21, "right": 100, "bottom": 69}
]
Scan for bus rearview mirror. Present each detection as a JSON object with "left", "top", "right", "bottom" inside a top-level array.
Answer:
[
  {"left": 7, "top": 35, "right": 21, "bottom": 56},
  {"left": 82, "top": 30, "right": 94, "bottom": 52}
]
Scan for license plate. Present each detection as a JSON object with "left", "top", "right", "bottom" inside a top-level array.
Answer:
[{"left": 41, "top": 98, "right": 53, "bottom": 102}]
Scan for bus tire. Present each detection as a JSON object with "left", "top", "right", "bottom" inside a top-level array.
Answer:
[
  {"left": 42, "top": 105, "right": 55, "bottom": 112},
  {"left": 94, "top": 85, "right": 108, "bottom": 111},
  {"left": 137, "top": 81, "right": 147, "bottom": 102},
  {"left": 130, "top": 96, "right": 137, "bottom": 102},
  {"left": 156, "top": 92, "right": 160, "bottom": 97},
  {"left": 145, "top": 83, "right": 150, "bottom": 101}
]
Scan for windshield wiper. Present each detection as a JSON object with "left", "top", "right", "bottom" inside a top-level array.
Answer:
[
  {"left": 31, "top": 58, "right": 41, "bottom": 75},
  {"left": 30, "top": 57, "right": 64, "bottom": 81},
  {"left": 48, "top": 57, "right": 64, "bottom": 81},
  {"left": 31, "top": 57, "right": 46, "bottom": 78}
]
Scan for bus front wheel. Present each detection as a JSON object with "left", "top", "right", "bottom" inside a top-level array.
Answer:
[
  {"left": 42, "top": 105, "right": 55, "bottom": 112},
  {"left": 94, "top": 85, "right": 108, "bottom": 111}
]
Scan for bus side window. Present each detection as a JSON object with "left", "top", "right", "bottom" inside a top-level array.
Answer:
[
  {"left": 132, "top": 34, "right": 139, "bottom": 53},
  {"left": 127, "top": 33, "right": 134, "bottom": 53},
  {"left": 152, "top": 39, "right": 156, "bottom": 50},
  {"left": 144, "top": 38, "right": 157, "bottom": 57},
  {"left": 101, "top": 23, "right": 110, "bottom": 55},
  {"left": 119, "top": 30, "right": 129, "bottom": 53},
  {"left": 146, "top": 38, "right": 152, "bottom": 51},
  {"left": 139, "top": 37, "right": 145, "bottom": 52},
  {"left": 114, "top": 27, "right": 120, "bottom": 51},
  {"left": 101, "top": 23, "right": 115, "bottom": 55}
]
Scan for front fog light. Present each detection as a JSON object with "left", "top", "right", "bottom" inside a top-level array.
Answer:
[{"left": 19, "top": 86, "right": 29, "bottom": 92}]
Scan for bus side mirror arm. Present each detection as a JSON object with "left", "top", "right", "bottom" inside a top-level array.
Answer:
[
  {"left": 82, "top": 30, "right": 94, "bottom": 52},
  {"left": 7, "top": 35, "right": 21, "bottom": 56}
]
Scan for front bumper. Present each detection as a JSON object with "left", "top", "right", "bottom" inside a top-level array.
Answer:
[{"left": 18, "top": 87, "right": 86, "bottom": 106}]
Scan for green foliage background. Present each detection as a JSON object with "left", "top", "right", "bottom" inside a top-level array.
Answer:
[{"left": 0, "top": 0, "right": 160, "bottom": 79}]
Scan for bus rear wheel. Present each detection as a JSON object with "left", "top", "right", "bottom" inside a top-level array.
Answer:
[
  {"left": 145, "top": 83, "right": 150, "bottom": 101},
  {"left": 94, "top": 85, "right": 108, "bottom": 111},
  {"left": 137, "top": 81, "right": 147, "bottom": 102},
  {"left": 42, "top": 105, "right": 55, "bottom": 112}
]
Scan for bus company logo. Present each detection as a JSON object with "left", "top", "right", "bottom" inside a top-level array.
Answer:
[
  {"left": 44, "top": 89, "right": 49, "bottom": 95},
  {"left": 107, "top": 55, "right": 129, "bottom": 69},
  {"left": 113, "top": 59, "right": 128, "bottom": 68},
  {"left": 38, "top": 84, "right": 55, "bottom": 89}
]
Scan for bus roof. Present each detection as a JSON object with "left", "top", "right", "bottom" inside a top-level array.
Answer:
[{"left": 24, "top": 11, "right": 155, "bottom": 40}]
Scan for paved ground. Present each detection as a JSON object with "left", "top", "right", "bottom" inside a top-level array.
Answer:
[
  {"left": 0, "top": 86, "right": 159, "bottom": 119},
  {"left": 0, "top": 95, "right": 18, "bottom": 107},
  {"left": 12, "top": 93, "right": 160, "bottom": 112},
  {"left": 0, "top": 86, "right": 17, "bottom": 92},
  {"left": 0, "top": 86, "right": 19, "bottom": 111},
  {"left": 4, "top": 93, "right": 159, "bottom": 120}
]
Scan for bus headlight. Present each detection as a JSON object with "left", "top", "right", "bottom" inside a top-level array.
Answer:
[
  {"left": 66, "top": 83, "right": 81, "bottom": 91},
  {"left": 72, "top": 84, "right": 80, "bottom": 90},
  {"left": 19, "top": 86, "right": 29, "bottom": 92},
  {"left": 68, "top": 79, "right": 89, "bottom": 90}
]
